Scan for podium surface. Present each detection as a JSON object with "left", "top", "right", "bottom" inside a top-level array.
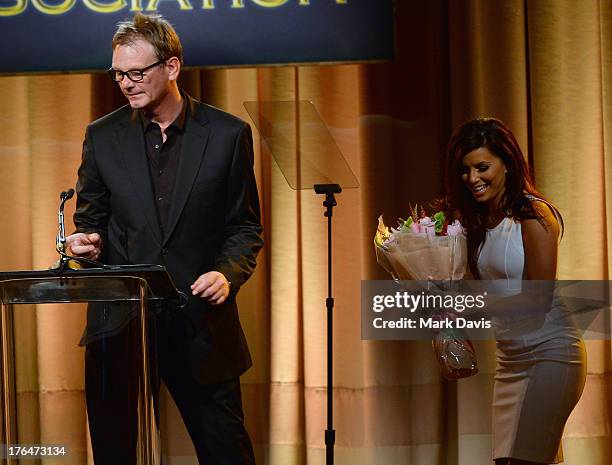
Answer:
[{"left": 0, "top": 266, "right": 179, "bottom": 465}]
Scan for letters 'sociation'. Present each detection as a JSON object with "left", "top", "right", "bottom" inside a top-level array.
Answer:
[{"left": 0, "top": 0, "right": 347, "bottom": 17}]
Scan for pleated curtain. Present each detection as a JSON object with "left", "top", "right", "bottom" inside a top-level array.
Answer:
[{"left": 0, "top": 1, "right": 610, "bottom": 464}]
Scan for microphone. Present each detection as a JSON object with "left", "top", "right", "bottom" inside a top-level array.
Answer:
[
  {"left": 56, "top": 190, "right": 71, "bottom": 255},
  {"left": 57, "top": 188, "right": 75, "bottom": 248},
  {"left": 60, "top": 189, "right": 75, "bottom": 201},
  {"left": 52, "top": 188, "right": 107, "bottom": 272}
]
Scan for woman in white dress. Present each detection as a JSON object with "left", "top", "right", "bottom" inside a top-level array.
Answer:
[{"left": 443, "top": 118, "right": 586, "bottom": 465}]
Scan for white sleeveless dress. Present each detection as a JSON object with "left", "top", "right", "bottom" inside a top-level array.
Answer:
[{"left": 478, "top": 216, "right": 586, "bottom": 464}]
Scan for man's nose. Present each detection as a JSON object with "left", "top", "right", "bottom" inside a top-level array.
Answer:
[{"left": 119, "top": 75, "right": 134, "bottom": 88}]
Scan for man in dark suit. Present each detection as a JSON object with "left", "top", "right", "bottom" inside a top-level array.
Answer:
[{"left": 66, "top": 13, "right": 263, "bottom": 465}]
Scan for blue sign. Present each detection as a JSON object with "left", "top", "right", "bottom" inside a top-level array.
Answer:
[{"left": 0, "top": 0, "right": 394, "bottom": 74}]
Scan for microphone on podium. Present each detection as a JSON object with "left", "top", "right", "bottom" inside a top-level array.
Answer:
[
  {"left": 52, "top": 188, "right": 105, "bottom": 272},
  {"left": 60, "top": 188, "right": 74, "bottom": 201}
]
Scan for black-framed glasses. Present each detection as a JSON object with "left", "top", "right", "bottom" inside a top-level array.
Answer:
[{"left": 107, "top": 59, "right": 165, "bottom": 82}]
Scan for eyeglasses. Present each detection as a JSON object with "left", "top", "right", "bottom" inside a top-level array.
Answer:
[{"left": 107, "top": 59, "right": 165, "bottom": 82}]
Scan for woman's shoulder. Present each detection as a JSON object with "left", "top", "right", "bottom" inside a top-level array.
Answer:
[
  {"left": 520, "top": 194, "right": 560, "bottom": 222},
  {"left": 518, "top": 194, "right": 561, "bottom": 279},
  {"left": 519, "top": 195, "right": 561, "bottom": 239}
]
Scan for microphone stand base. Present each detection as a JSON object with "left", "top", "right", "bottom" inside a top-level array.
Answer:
[{"left": 49, "top": 257, "right": 82, "bottom": 273}]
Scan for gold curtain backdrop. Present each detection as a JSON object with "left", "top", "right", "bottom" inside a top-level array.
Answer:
[{"left": 0, "top": 1, "right": 610, "bottom": 464}]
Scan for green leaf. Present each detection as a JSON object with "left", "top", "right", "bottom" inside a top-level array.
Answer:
[
  {"left": 433, "top": 211, "right": 445, "bottom": 222},
  {"left": 402, "top": 216, "right": 414, "bottom": 231},
  {"left": 433, "top": 211, "right": 445, "bottom": 233}
]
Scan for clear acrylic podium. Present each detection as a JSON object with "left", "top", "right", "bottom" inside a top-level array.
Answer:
[{"left": 0, "top": 266, "right": 180, "bottom": 465}]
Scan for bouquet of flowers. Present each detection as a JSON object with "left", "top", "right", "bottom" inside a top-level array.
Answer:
[
  {"left": 374, "top": 205, "right": 478, "bottom": 380},
  {"left": 374, "top": 205, "right": 466, "bottom": 281}
]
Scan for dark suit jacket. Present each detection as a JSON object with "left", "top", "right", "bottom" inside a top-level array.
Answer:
[{"left": 74, "top": 94, "right": 264, "bottom": 384}]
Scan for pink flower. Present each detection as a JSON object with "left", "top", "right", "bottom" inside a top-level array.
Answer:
[
  {"left": 446, "top": 220, "right": 465, "bottom": 236},
  {"left": 410, "top": 223, "right": 422, "bottom": 234},
  {"left": 419, "top": 217, "right": 436, "bottom": 236}
]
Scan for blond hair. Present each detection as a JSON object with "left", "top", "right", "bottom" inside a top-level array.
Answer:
[{"left": 112, "top": 13, "right": 183, "bottom": 64}]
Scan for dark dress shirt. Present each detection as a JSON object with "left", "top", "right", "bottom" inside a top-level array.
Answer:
[{"left": 141, "top": 100, "right": 187, "bottom": 232}]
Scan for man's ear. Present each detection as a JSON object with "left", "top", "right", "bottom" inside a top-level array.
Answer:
[{"left": 166, "top": 57, "right": 181, "bottom": 81}]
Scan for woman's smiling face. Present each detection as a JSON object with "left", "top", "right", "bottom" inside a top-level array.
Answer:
[{"left": 461, "top": 147, "right": 507, "bottom": 208}]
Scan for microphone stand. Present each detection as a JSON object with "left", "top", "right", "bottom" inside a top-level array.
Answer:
[
  {"left": 52, "top": 188, "right": 106, "bottom": 273},
  {"left": 50, "top": 189, "right": 191, "bottom": 308},
  {"left": 314, "top": 183, "right": 341, "bottom": 465}
]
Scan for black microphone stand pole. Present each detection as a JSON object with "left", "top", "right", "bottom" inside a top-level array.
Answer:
[{"left": 314, "top": 183, "right": 341, "bottom": 465}]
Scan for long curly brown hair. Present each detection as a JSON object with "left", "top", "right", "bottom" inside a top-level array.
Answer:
[{"left": 443, "top": 117, "right": 562, "bottom": 278}]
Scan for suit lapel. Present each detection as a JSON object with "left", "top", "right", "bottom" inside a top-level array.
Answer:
[
  {"left": 163, "top": 98, "right": 210, "bottom": 246},
  {"left": 116, "top": 113, "right": 163, "bottom": 244}
]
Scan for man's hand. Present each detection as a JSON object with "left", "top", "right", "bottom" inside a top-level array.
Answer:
[
  {"left": 66, "top": 233, "right": 103, "bottom": 260},
  {"left": 191, "top": 271, "right": 230, "bottom": 305}
]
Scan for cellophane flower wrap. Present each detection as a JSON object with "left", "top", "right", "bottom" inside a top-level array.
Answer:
[{"left": 374, "top": 206, "right": 478, "bottom": 380}]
